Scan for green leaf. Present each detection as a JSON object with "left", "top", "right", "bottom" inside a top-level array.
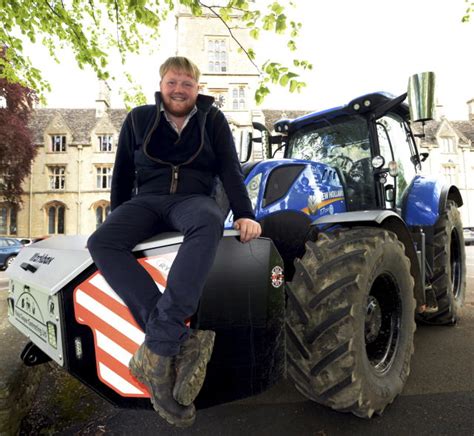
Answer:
[
  {"left": 250, "top": 28, "right": 260, "bottom": 39},
  {"left": 275, "top": 14, "right": 287, "bottom": 34},
  {"left": 270, "top": 2, "right": 284, "bottom": 15},
  {"left": 289, "top": 79, "right": 298, "bottom": 93},
  {"left": 279, "top": 74, "right": 289, "bottom": 87}
]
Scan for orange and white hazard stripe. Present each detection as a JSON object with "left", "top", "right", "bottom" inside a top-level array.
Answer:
[{"left": 73, "top": 252, "right": 177, "bottom": 398}]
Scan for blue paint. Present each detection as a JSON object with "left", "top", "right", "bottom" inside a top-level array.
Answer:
[
  {"left": 403, "top": 175, "right": 443, "bottom": 226},
  {"left": 224, "top": 159, "right": 346, "bottom": 229}
]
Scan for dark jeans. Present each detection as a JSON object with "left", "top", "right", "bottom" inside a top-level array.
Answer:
[{"left": 87, "top": 194, "right": 224, "bottom": 356}]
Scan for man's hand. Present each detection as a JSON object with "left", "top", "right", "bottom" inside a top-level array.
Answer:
[{"left": 233, "top": 218, "right": 262, "bottom": 243}]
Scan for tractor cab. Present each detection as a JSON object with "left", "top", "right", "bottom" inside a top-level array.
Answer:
[{"left": 249, "top": 75, "right": 435, "bottom": 216}]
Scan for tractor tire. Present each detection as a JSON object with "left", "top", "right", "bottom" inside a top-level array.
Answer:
[
  {"left": 286, "top": 227, "right": 416, "bottom": 418},
  {"left": 420, "top": 201, "right": 466, "bottom": 325}
]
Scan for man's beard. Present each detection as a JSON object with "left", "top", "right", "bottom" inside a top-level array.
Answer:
[{"left": 162, "top": 96, "right": 194, "bottom": 117}]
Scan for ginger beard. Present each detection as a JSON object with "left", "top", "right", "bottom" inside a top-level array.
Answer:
[{"left": 160, "top": 69, "right": 199, "bottom": 118}]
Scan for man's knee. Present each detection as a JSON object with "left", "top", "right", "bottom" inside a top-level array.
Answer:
[
  {"left": 194, "top": 207, "right": 224, "bottom": 237},
  {"left": 87, "top": 229, "right": 104, "bottom": 255}
]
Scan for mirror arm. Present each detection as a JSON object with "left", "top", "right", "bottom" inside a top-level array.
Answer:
[{"left": 271, "top": 140, "right": 287, "bottom": 158}]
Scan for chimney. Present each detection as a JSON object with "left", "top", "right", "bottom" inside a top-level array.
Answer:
[
  {"left": 435, "top": 99, "right": 445, "bottom": 121},
  {"left": 96, "top": 81, "right": 111, "bottom": 117},
  {"left": 467, "top": 98, "right": 474, "bottom": 122}
]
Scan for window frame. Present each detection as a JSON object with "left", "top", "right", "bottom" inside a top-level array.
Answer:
[
  {"left": 46, "top": 202, "right": 66, "bottom": 234},
  {"left": 207, "top": 37, "right": 228, "bottom": 73},
  {"left": 48, "top": 165, "right": 66, "bottom": 191},
  {"left": 0, "top": 204, "right": 17, "bottom": 235},
  {"left": 96, "top": 166, "right": 113, "bottom": 190},
  {"left": 439, "top": 136, "right": 456, "bottom": 154},
  {"left": 94, "top": 202, "right": 111, "bottom": 228},
  {"left": 231, "top": 86, "right": 247, "bottom": 111},
  {"left": 50, "top": 135, "right": 67, "bottom": 153},
  {"left": 98, "top": 134, "right": 114, "bottom": 152}
]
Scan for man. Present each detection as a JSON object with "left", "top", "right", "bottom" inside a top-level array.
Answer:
[{"left": 87, "top": 56, "right": 261, "bottom": 427}]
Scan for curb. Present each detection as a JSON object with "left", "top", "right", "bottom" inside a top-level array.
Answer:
[{"left": 0, "top": 289, "right": 45, "bottom": 436}]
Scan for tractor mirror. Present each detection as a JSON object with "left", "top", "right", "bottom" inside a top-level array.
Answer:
[
  {"left": 239, "top": 131, "right": 253, "bottom": 163},
  {"left": 407, "top": 72, "right": 436, "bottom": 122},
  {"left": 252, "top": 121, "right": 272, "bottom": 159}
]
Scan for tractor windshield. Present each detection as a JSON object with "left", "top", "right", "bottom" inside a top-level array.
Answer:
[
  {"left": 287, "top": 115, "right": 377, "bottom": 210},
  {"left": 288, "top": 115, "right": 370, "bottom": 164}
]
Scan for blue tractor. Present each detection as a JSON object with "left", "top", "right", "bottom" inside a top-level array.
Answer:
[
  {"left": 222, "top": 72, "right": 466, "bottom": 417},
  {"left": 8, "top": 73, "right": 466, "bottom": 419}
]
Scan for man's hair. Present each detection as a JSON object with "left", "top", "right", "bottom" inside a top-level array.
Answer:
[{"left": 159, "top": 57, "right": 201, "bottom": 82}]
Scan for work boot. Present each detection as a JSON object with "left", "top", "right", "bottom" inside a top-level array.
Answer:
[
  {"left": 173, "top": 329, "right": 216, "bottom": 406},
  {"left": 129, "top": 343, "right": 196, "bottom": 428}
]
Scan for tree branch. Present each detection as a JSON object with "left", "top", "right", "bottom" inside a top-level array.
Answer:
[
  {"left": 88, "top": 0, "right": 99, "bottom": 26},
  {"left": 197, "top": 1, "right": 261, "bottom": 74},
  {"left": 114, "top": 0, "right": 122, "bottom": 50},
  {"left": 45, "top": 1, "right": 84, "bottom": 49}
]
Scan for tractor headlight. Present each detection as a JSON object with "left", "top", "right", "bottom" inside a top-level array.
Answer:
[
  {"left": 246, "top": 173, "right": 262, "bottom": 210},
  {"left": 7, "top": 298, "right": 14, "bottom": 316},
  {"left": 47, "top": 322, "right": 58, "bottom": 349},
  {"left": 372, "top": 155, "right": 385, "bottom": 169}
]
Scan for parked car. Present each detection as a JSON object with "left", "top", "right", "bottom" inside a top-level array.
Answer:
[
  {"left": 16, "top": 238, "right": 34, "bottom": 246},
  {"left": 0, "top": 237, "right": 23, "bottom": 270},
  {"left": 16, "top": 236, "right": 48, "bottom": 246},
  {"left": 464, "top": 227, "right": 474, "bottom": 245}
]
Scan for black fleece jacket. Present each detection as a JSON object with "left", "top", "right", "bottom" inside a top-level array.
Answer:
[{"left": 110, "top": 92, "right": 255, "bottom": 221}]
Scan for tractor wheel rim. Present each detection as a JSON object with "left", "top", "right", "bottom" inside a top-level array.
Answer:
[
  {"left": 365, "top": 273, "right": 402, "bottom": 374},
  {"left": 450, "top": 228, "right": 462, "bottom": 299}
]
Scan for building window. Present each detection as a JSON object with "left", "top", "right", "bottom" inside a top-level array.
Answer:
[
  {"left": 442, "top": 164, "right": 457, "bottom": 185},
  {"left": 48, "top": 166, "right": 66, "bottom": 190},
  {"left": 96, "top": 166, "right": 113, "bottom": 189},
  {"left": 95, "top": 203, "right": 111, "bottom": 228},
  {"left": 98, "top": 135, "right": 113, "bottom": 152},
  {"left": 232, "top": 87, "right": 246, "bottom": 110},
  {"left": 208, "top": 39, "right": 227, "bottom": 73},
  {"left": 51, "top": 135, "right": 66, "bottom": 152},
  {"left": 46, "top": 203, "right": 65, "bottom": 234},
  {"left": 440, "top": 136, "right": 456, "bottom": 153},
  {"left": 0, "top": 204, "right": 17, "bottom": 235}
]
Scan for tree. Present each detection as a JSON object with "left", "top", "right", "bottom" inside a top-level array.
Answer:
[
  {"left": 0, "top": 57, "right": 37, "bottom": 205},
  {"left": 0, "top": 0, "right": 312, "bottom": 106},
  {"left": 463, "top": 0, "right": 474, "bottom": 22}
]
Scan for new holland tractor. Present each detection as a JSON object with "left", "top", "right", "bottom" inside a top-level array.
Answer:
[{"left": 7, "top": 72, "right": 466, "bottom": 419}]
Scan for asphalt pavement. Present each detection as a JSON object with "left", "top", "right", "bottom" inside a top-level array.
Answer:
[{"left": 2, "top": 248, "right": 474, "bottom": 436}]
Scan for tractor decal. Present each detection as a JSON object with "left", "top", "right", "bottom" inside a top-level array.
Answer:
[
  {"left": 301, "top": 196, "right": 344, "bottom": 216},
  {"left": 271, "top": 266, "right": 284, "bottom": 288},
  {"left": 73, "top": 252, "right": 177, "bottom": 398}
]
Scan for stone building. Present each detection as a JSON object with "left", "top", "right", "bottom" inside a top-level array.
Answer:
[
  {"left": 0, "top": 87, "right": 126, "bottom": 238},
  {"left": 175, "top": 7, "right": 265, "bottom": 159},
  {"left": 416, "top": 100, "right": 474, "bottom": 227}
]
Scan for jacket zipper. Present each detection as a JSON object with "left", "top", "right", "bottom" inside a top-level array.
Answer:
[
  {"left": 170, "top": 166, "right": 179, "bottom": 194},
  {"left": 142, "top": 102, "right": 210, "bottom": 195}
]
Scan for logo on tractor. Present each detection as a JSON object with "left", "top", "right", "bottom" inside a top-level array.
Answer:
[
  {"left": 271, "top": 266, "right": 284, "bottom": 288},
  {"left": 29, "top": 252, "right": 55, "bottom": 265}
]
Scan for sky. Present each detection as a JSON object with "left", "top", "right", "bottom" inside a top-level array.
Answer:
[{"left": 28, "top": 0, "right": 474, "bottom": 120}]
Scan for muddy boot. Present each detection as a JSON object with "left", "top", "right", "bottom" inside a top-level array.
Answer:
[
  {"left": 173, "top": 329, "right": 216, "bottom": 406},
  {"left": 129, "top": 343, "right": 196, "bottom": 428}
]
